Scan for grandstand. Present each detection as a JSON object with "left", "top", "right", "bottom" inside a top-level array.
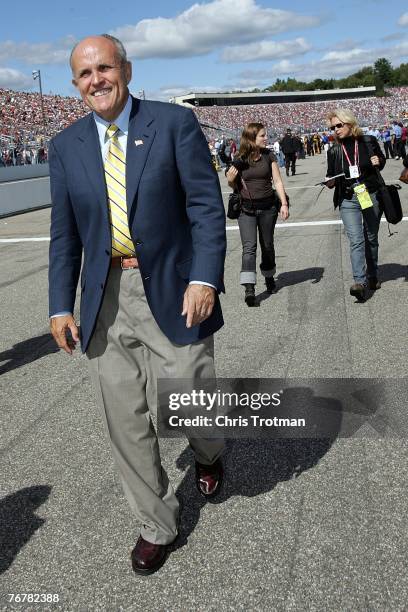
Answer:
[
  {"left": 170, "top": 87, "right": 377, "bottom": 107},
  {"left": 1, "top": 86, "right": 407, "bottom": 164},
  {"left": 193, "top": 87, "right": 408, "bottom": 138}
]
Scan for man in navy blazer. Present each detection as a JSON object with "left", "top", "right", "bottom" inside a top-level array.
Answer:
[{"left": 49, "top": 34, "right": 226, "bottom": 575}]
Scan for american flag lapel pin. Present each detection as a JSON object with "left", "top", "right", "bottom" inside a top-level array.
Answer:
[{"left": 135, "top": 139, "right": 144, "bottom": 146}]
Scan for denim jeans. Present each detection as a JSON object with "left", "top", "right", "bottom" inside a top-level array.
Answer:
[
  {"left": 238, "top": 207, "right": 279, "bottom": 285},
  {"left": 339, "top": 191, "right": 382, "bottom": 284}
]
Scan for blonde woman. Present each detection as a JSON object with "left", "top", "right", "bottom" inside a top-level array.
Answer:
[
  {"left": 325, "top": 109, "right": 386, "bottom": 301},
  {"left": 226, "top": 123, "right": 289, "bottom": 306}
]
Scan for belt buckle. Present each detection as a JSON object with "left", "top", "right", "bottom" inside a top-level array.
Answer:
[{"left": 120, "top": 256, "right": 130, "bottom": 270}]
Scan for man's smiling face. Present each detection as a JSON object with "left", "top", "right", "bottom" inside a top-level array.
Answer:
[{"left": 71, "top": 36, "right": 132, "bottom": 121}]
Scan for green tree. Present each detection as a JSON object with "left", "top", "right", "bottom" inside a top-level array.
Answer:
[
  {"left": 374, "top": 58, "right": 393, "bottom": 85},
  {"left": 261, "top": 60, "right": 408, "bottom": 93}
]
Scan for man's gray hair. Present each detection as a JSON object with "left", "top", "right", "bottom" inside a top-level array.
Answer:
[
  {"left": 70, "top": 34, "right": 128, "bottom": 70},
  {"left": 100, "top": 34, "right": 128, "bottom": 63}
]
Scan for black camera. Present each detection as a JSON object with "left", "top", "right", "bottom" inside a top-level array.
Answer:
[{"left": 232, "top": 159, "right": 248, "bottom": 173}]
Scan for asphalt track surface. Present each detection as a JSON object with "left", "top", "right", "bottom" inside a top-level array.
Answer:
[{"left": 1, "top": 153, "right": 408, "bottom": 611}]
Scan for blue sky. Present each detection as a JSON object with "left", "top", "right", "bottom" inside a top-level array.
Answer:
[{"left": 0, "top": 0, "right": 407, "bottom": 100}]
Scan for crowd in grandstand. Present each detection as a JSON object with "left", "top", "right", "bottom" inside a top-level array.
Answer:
[
  {"left": 0, "top": 86, "right": 407, "bottom": 166},
  {"left": 0, "top": 88, "right": 86, "bottom": 144},
  {"left": 195, "top": 87, "right": 408, "bottom": 136}
]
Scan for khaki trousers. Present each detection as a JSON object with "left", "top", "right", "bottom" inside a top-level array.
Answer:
[{"left": 86, "top": 266, "right": 224, "bottom": 545}]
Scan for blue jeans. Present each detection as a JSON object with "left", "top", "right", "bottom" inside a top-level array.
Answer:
[{"left": 339, "top": 191, "right": 382, "bottom": 284}]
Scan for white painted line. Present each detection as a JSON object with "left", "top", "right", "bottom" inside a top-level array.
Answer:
[
  {"left": 226, "top": 220, "right": 342, "bottom": 231},
  {"left": 284, "top": 186, "right": 326, "bottom": 190},
  {"left": 227, "top": 216, "right": 408, "bottom": 231},
  {"left": 2, "top": 216, "right": 408, "bottom": 241},
  {"left": 222, "top": 186, "right": 323, "bottom": 193}
]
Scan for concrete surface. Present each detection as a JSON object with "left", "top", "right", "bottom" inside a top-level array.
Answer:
[{"left": 0, "top": 153, "right": 408, "bottom": 611}]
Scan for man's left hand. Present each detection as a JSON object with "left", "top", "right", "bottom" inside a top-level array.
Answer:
[{"left": 182, "top": 285, "right": 215, "bottom": 328}]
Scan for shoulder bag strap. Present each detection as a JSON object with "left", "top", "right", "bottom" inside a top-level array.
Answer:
[
  {"left": 362, "top": 136, "right": 386, "bottom": 186},
  {"left": 238, "top": 157, "right": 254, "bottom": 208},
  {"left": 241, "top": 175, "right": 254, "bottom": 207}
]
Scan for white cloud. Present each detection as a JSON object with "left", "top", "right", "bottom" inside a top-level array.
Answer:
[
  {"left": 321, "top": 48, "right": 372, "bottom": 63},
  {"left": 331, "top": 38, "right": 364, "bottom": 51},
  {"left": 0, "top": 68, "right": 33, "bottom": 89},
  {"left": 147, "top": 36, "right": 408, "bottom": 99},
  {"left": 319, "top": 40, "right": 408, "bottom": 69},
  {"left": 110, "top": 0, "right": 321, "bottom": 59},
  {"left": 0, "top": 38, "right": 73, "bottom": 65},
  {"left": 398, "top": 12, "right": 408, "bottom": 26},
  {"left": 381, "top": 32, "right": 406, "bottom": 42},
  {"left": 233, "top": 40, "right": 408, "bottom": 87},
  {"left": 393, "top": 40, "right": 408, "bottom": 56},
  {"left": 0, "top": 1, "right": 321, "bottom": 66},
  {"left": 237, "top": 60, "right": 302, "bottom": 81},
  {"left": 220, "top": 37, "right": 312, "bottom": 63}
]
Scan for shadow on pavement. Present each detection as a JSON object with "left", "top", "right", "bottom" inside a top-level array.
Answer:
[
  {"left": 172, "top": 387, "right": 341, "bottom": 551},
  {"left": 0, "top": 333, "right": 59, "bottom": 375},
  {"left": 276, "top": 267, "right": 324, "bottom": 290},
  {"left": 254, "top": 267, "right": 324, "bottom": 304},
  {"left": 255, "top": 291, "right": 271, "bottom": 305},
  {"left": 378, "top": 262, "right": 408, "bottom": 283},
  {"left": 0, "top": 486, "right": 51, "bottom": 574}
]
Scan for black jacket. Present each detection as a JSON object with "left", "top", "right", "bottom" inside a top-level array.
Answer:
[
  {"left": 326, "top": 135, "right": 386, "bottom": 208},
  {"left": 280, "top": 135, "right": 301, "bottom": 155}
]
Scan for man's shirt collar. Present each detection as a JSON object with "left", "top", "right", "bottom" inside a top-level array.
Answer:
[{"left": 93, "top": 94, "right": 132, "bottom": 140}]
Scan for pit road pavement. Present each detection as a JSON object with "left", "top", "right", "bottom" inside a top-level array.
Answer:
[{"left": 1, "top": 153, "right": 408, "bottom": 611}]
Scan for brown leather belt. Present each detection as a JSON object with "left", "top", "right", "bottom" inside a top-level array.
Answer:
[{"left": 111, "top": 256, "right": 139, "bottom": 269}]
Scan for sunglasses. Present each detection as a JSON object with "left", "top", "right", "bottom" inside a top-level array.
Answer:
[{"left": 330, "top": 122, "right": 347, "bottom": 131}]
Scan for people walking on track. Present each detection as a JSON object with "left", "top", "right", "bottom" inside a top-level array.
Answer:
[
  {"left": 280, "top": 128, "right": 301, "bottom": 176},
  {"left": 325, "top": 108, "right": 386, "bottom": 301},
  {"left": 226, "top": 122, "right": 289, "bottom": 306}
]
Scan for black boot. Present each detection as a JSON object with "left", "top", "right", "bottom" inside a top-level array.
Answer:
[
  {"left": 265, "top": 277, "right": 276, "bottom": 293},
  {"left": 244, "top": 284, "right": 255, "bottom": 306},
  {"left": 367, "top": 278, "right": 381, "bottom": 290}
]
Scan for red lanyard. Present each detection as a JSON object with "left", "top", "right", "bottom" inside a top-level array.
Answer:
[{"left": 341, "top": 139, "right": 359, "bottom": 169}]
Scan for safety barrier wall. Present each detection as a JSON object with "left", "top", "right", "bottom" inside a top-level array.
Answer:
[{"left": 0, "top": 165, "right": 51, "bottom": 217}]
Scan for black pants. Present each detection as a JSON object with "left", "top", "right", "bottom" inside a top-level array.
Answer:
[
  {"left": 238, "top": 206, "right": 279, "bottom": 285},
  {"left": 384, "top": 140, "right": 394, "bottom": 159},
  {"left": 395, "top": 139, "right": 406, "bottom": 158},
  {"left": 285, "top": 153, "right": 296, "bottom": 175}
]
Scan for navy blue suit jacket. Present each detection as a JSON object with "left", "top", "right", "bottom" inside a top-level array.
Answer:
[{"left": 48, "top": 97, "right": 226, "bottom": 351}]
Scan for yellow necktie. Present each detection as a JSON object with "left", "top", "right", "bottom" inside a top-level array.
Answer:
[{"left": 104, "top": 124, "right": 135, "bottom": 257}]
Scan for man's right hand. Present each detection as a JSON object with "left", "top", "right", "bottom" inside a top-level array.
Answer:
[{"left": 50, "top": 315, "right": 79, "bottom": 355}]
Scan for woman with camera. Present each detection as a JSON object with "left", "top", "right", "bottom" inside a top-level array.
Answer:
[
  {"left": 325, "top": 109, "right": 386, "bottom": 301},
  {"left": 226, "top": 122, "right": 289, "bottom": 306}
]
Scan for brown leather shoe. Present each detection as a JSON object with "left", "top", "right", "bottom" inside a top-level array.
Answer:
[
  {"left": 195, "top": 458, "right": 223, "bottom": 498},
  {"left": 131, "top": 535, "right": 168, "bottom": 575},
  {"left": 367, "top": 278, "right": 381, "bottom": 290}
]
